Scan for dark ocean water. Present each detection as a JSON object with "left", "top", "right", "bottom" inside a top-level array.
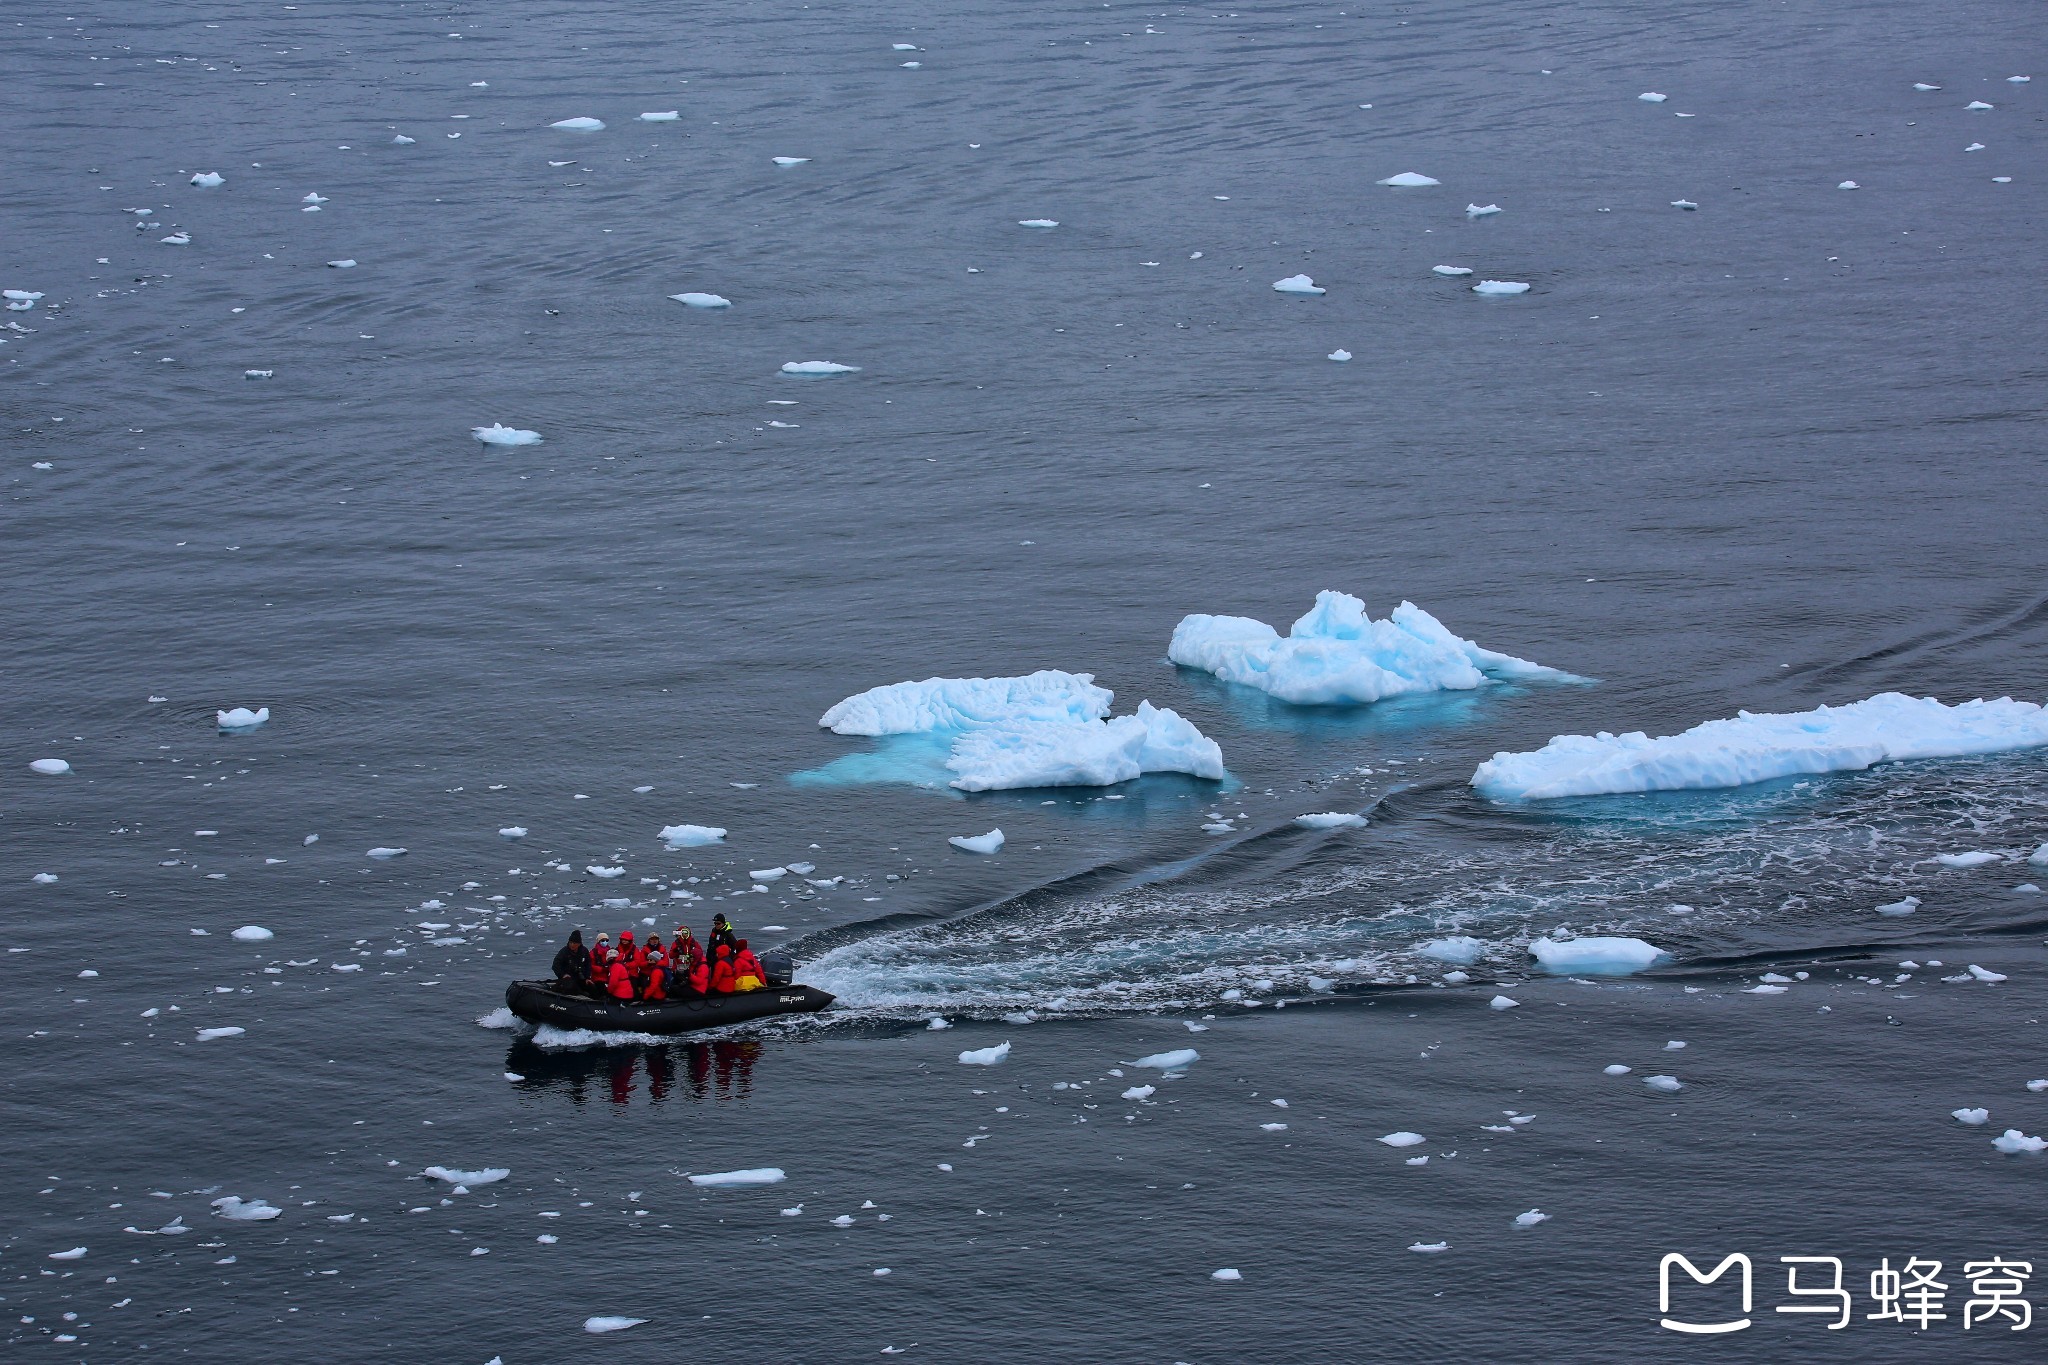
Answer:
[{"left": 4, "top": 0, "right": 2046, "bottom": 1359}]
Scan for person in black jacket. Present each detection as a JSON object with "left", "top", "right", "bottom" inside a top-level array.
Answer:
[{"left": 551, "top": 930, "right": 591, "bottom": 992}]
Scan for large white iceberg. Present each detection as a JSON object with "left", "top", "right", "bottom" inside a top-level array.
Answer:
[
  {"left": 1472, "top": 692, "right": 2048, "bottom": 801},
  {"left": 1168, "top": 591, "right": 1577, "bottom": 706},
  {"left": 819, "top": 672, "right": 1223, "bottom": 791}
]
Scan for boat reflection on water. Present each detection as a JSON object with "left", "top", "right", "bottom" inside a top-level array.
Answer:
[{"left": 505, "top": 1036, "right": 762, "bottom": 1107}]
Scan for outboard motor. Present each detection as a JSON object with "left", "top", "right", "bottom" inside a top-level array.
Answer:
[{"left": 761, "top": 952, "right": 795, "bottom": 988}]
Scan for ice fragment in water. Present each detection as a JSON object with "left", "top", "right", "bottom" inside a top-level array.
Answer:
[
  {"left": 217, "top": 706, "right": 268, "bottom": 730},
  {"left": 499, "top": 826, "right": 527, "bottom": 840},
  {"left": 1936, "top": 851, "right": 1999, "bottom": 868},
  {"left": 211, "top": 1196, "right": 281, "bottom": 1220},
  {"left": 473, "top": 424, "right": 542, "bottom": 446},
  {"left": 1122, "top": 1085, "right": 1156, "bottom": 1100},
  {"left": 1378, "top": 1132, "right": 1426, "bottom": 1147},
  {"left": 1473, "top": 693, "right": 2048, "bottom": 800},
  {"left": 1376, "top": 172, "right": 1439, "bottom": 187},
  {"left": 1638, "top": 92, "right": 1668, "bottom": 102},
  {"left": 1211, "top": 1268, "right": 1243, "bottom": 1282},
  {"left": 231, "top": 926, "right": 274, "bottom": 941},
  {"left": 393, "top": 134, "right": 415, "bottom": 144},
  {"left": 1472, "top": 280, "right": 1530, "bottom": 296},
  {"left": 958, "top": 1042, "right": 1011, "bottom": 1066},
  {"left": 1272, "top": 274, "right": 1325, "bottom": 295},
  {"left": 1490, "top": 995, "right": 1520, "bottom": 1010},
  {"left": 1528, "top": 936, "right": 1669, "bottom": 976},
  {"left": 584, "top": 1317, "right": 646, "bottom": 1334},
  {"left": 1327, "top": 349, "right": 1351, "bottom": 362},
  {"left": 49, "top": 1247, "right": 87, "bottom": 1260},
  {"left": 949, "top": 829, "right": 1005, "bottom": 854},
  {"left": 1672, "top": 199, "right": 1698, "bottom": 210},
  {"left": 688, "top": 1168, "right": 785, "bottom": 1187},
  {"left": 1953, "top": 1108, "right": 1990, "bottom": 1125},
  {"left": 1131, "top": 1048, "right": 1199, "bottom": 1069},
  {"left": 326, "top": 259, "right": 356, "bottom": 268},
  {"left": 190, "top": 171, "right": 224, "bottom": 188},
  {"left": 1465, "top": 203, "right": 1502, "bottom": 217},
  {"left": 32, "top": 873, "right": 57, "bottom": 884},
  {"left": 1017, "top": 218, "right": 1060, "bottom": 228},
  {"left": 31, "top": 758, "right": 72, "bottom": 775},
  {"left": 195, "top": 1026, "right": 246, "bottom": 1041},
  {"left": 1418, "top": 937, "right": 1485, "bottom": 965},
  {"left": 1875, "top": 896, "right": 1920, "bottom": 916},
  {"left": 1967, "top": 101, "right": 1994, "bottom": 111},
  {"left": 781, "top": 361, "right": 859, "bottom": 376},
  {"left": 771, "top": 156, "right": 810, "bottom": 166},
  {"left": 1604, "top": 1064, "right": 1632, "bottom": 1075},
  {"left": 671, "top": 292, "right": 731, "bottom": 308},
  {"left": 551, "top": 117, "right": 605, "bottom": 131},
  {"left": 1409, "top": 1241, "right": 1450, "bottom": 1253},
  {"left": 640, "top": 111, "right": 679, "bottom": 122},
  {"left": 1837, "top": 180, "right": 1860, "bottom": 190},
  {"left": 1992, "top": 1129, "right": 2045, "bottom": 1154},
  {"left": 1513, "top": 1210, "right": 1550, "bottom": 1228},
  {"left": 423, "top": 1166, "right": 509, "bottom": 1185},
  {"left": 367, "top": 846, "right": 407, "bottom": 859},
  {"left": 1644, "top": 1075, "right": 1683, "bottom": 1093},
  {"left": 660, "top": 824, "right": 727, "bottom": 846},
  {"left": 1967, "top": 965, "right": 2007, "bottom": 982},
  {"left": 1431, "top": 265, "right": 1473, "bottom": 277}
]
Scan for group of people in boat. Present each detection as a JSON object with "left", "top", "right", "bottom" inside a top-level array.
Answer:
[{"left": 548, "top": 913, "right": 771, "bottom": 1003}]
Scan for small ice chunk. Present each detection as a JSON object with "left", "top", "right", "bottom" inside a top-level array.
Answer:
[
  {"left": 687, "top": 1168, "right": 785, "bottom": 1187},
  {"left": 231, "top": 926, "right": 274, "bottom": 942},
  {"left": 1603, "top": 1064, "right": 1632, "bottom": 1075},
  {"left": 1837, "top": 180, "right": 1860, "bottom": 190},
  {"left": 552, "top": 117, "right": 605, "bottom": 131},
  {"left": 1472, "top": 280, "right": 1530, "bottom": 296},
  {"left": 245, "top": 369, "right": 273, "bottom": 379},
  {"left": 949, "top": 829, "right": 1005, "bottom": 854},
  {"left": 217, "top": 706, "right": 269, "bottom": 730},
  {"left": 1465, "top": 203, "right": 1502, "bottom": 217},
  {"left": 1409, "top": 1241, "right": 1450, "bottom": 1253},
  {"left": 1017, "top": 219, "right": 1060, "bottom": 228},
  {"left": 1992, "top": 1129, "right": 2045, "bottom": 1154},
  {"left": 926, "top": 1017, "right": 952, "bottom": 1030},
  {"left": 1377, "top": 1132, "right": 1426, "bottom": 1148},
  {"left": 640, "top": 111, "right": 680, "bottom": 122},
  {"left": 660, "top": 824, "right": 727, "bottom": 846},
  {"left": 326, "top": 259, "right": 357, "bottom": 268},
  {"left": 367, "top": 846, "right": 407, "bottom": 859},
  {"left": 32, "top": 873, "right": 57, "bottom": 884},
  {"left": 31, "top": 758, "right": 72, "bottom": 775},
  {"left": 780, "top": 361, "right": 859, "bottom": 376},
  {"left": 424, "top": 1166, "right": 508, "bottom": 1185},
  {"left": 1638, "top": 92, "right": 1668, "bottom": 102},
  {"left": 1260, "top": 1122, "right": 1289, "bottom": 1132},
  {"left": 393, "top": 134, "right": 416, "bottom": 144},
  {"left": 1327, "top": 349, "right": 1352, "bottom": 362},
  {"left": 587, "top": 865, "right": 625, "bottom": 878},
  {"left": 1953, "top": 1108, "right": 1990, "bottom": 1126},
  {"left": 749, "top": 867, "right": 788, "bottom": 881},
  {"left": 671, "top": 292, "right": 731, "bottom": 308},
  {"left": 584, "top": 1317, "right": 646, "bottom": 1334},
  {"left": 499, "top": 826, "right": 527, "bottom": 840},
  {"left": 1272, "top": 274, "right": 1325, "bottom": 295},
  {"left": 210, "top": 1195, "right": 281, "bottom": 1220},
  {"left": 771, "top": 156, "right": 810, "bottom": 166},
  {"left": 1132, "top": 1048, "right": 1199, "bottom": 1069},
  {"left": 1441, "top": 970, "right": 1470, "bottom": 984},
  {"left": 49, "top": 1247, "right": 88, "bottom": 1260},
  {"left": 1211, "top": 1268, "right": 1244, "bottom": 1282},
  {"left": 1936, "top": 850, "right": 1999, "bottom": 868},
  {"left": 1644, "top": 1075, "right": 1683, "bottom": 1092},
  {"left": 1432, "top": 265, "right": 1474, "bottom": 277},
  {"left": 1529, "top": 936, "right": 1669, "bottom": 977},
  {"left": 1967, "top": 965, "right": 2007, "bottom": 983},
  {"left": 1295, "top": 812, "right": 1367, "bottom": 829},
  {"left": 958, "top": 1042, "right": 1011, "bottom": 1066},
  {"left": 1377, "top": 172, "right": 1440, "bottom": 187},
  {"left": 1418, "top": 937, "right": 1484, "bottom": 965},
  {"left": 195, "top": 1026, "right": 246, "bottom": 1041},
  {"left": 1512, "top": 1210, "right": 1550, "bottom": 1229},
  {"left": 1490, "top": 995, "right": 1519, "bottom": 1010},
  {"left": 161, "top": 231, "right": 191, "bottom": 245},
  {"left": 1875, "top": 896, "right": 1920, "bottom": 917},
  {"left": 473, "top": 424, "right": 541, "bottom": 446},
  {"left": 1122, "top": 1085, "right": 1156, "bottom": 1101},
  {"left": 1966, "top": 101, "right": 1994, "bottom": 111},
  {"left": 191, "top": 171, "right": 224, "bottom": 188},
  {"left": 1914, "top": 83, "right": 1941, "bottom": 91},
  {"left": 1671, "top": 199, "right": 1698, "bottom": 210}
]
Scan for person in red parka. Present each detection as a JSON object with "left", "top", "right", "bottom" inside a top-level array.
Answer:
[
  {"left": 673, "top": 928, "right": 702, "bottom": 975},
  {"left": 731, "top": 940, "right": 766, "bottom": 992},
  {"left": 686, "top": 949, "right": 711, "bottom": 996},
  {"left": 606, "top": 955, "right": 636, "bottom": 1001},
  {"left": 588, "top": 933, "right": 614, "bottom": 992},
  {"left": 709, "top": 944, "right": 736, "bottom": 994}
]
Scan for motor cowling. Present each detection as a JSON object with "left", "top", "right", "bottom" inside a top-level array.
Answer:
[{"left": 760, "top": 952, "right": 795, "bottom": 988}]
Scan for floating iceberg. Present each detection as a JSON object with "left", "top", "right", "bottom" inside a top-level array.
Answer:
[
  {"left": 1472, "top": 280, "right": 1530, "bottom": 296},
  {"left": 210, "top": 1196, "right": 281, "bottom": 1221},
  {"left": 1131, "top": 1048, "right": 1199, "bottom": 1069},
  {"left": 1327, "top": 349, "right": 1351, "bottom": 362},
  {"left": 771, "top": 156, "right": 810, "bottom": 166},
  {"left": 162, "top": 232, "right": 191, "bottom": 245},
  {"left": 367, "top": 846, "right": 407, "bottom": 859},
  {"left": 958, "top": 1042, "right": 1011, "bottom": 1066},
  {"left": 1992, "top": 1129, "right": 2044, "bottom": 1154},
  {"left": 1432, "top": 265, "right": 1473, "bottom": 277},
  {"left": 326, "top": 259, "right": 357, "bottom": 269},
  {"left": 781, "top": 361, "right": 859, "bottom": 376},
  {"left": 1377, "top": 1131, "right": 1426, "bottom": 1147},
  {"left": 1875, "top": 896, "right": 1920, "bottom": 917},
  {"left": 551, "top": 116, "right": 605, "bottom": 131},
  {"left": 670, "top": 292, "right": 731, "bottom": 308},
  {"left": 1529, "top": 936, "right": 1669, "bottom": 976},
  {"left": 1671, "top": 200, "right": 1698, "bottom": 210},
  {"left": 1418, "top": 936, "right": 1484, "bottom": 964},
  {"left": 1936, "top": 851, "right": 1999, "bottom": 868},
  {"left": 1837, "top": 180, "right": 1860, "bottom": 190},
  {"left": 1169, "top": 591, "right": 1576, "bottom": 707},
  {"left": 585, "top": 1317, "right": 646, "bottom": 1334},
  {"left": 473, "top": 423, "right": 541, "bottom": 446},
  {"left": 640, "top": 110, "right": 679, "bottom": 121},
  {"left": 688, "top": 1168, "right": 785, "bottom": 1187},
  {"left": 1472, "top": 693, "right": 2048, "bottom": 800},
  {"left": 1966, "top": 101, "right": 1994, "bottom": 111},
  {"left": 231, "top": 926, "right": 274, "bottom": 942},
  {"left": 424, "top": 1165, "right": 508, "bottom": 1185},
  {"left": 1017, "top": 218, "right": 1060, "bottom": 228},
  {"left": 1294, "top": 812, "right": 1367, "bottom": 830},
  {"left": 949, "top": 829, "right": 1005, "bottom": 854},
  {"left": 191, "top": 171, "right": 224, "bottom": 188},
  {"left": 1513, "top": 1210, "right": 1550, "bottom": 1229},
  {"left": 195, "top": 1026, "right": 245, "bottom": 1041},
  {"left": 820, "top": 670, "right": 1223, "bottom": 790},
  {"left": 393, "top": 134, "right": 416, "bottom": 144},
  {"left": 5, "top": 289, "right": 43, "bottom": 311},
  {"left": 1644, "top": 1075, "right": 1683, "bottom": 1093},
  {"left": 1377, "top": 172, "right": 1439, "bottom": 187},
  {"left": 31, "top": 758, "right": 72, "bottom": 775},
  {"left": 660, "top": 824, "right": 727, "bottom": 846},
  {"left": 499, "top": 826, "right": 527, "bottom": 840},
  {"left": 1465, "top": 203, "right": 1502, "bottom": 217},
  {"left": 1639, "top": 92, "right": 1668, "bottom": 102},
  {"left": 217, "top": 706, "right": 268, "bottom": 730},
  {"left": 1272, "top": 274, "right": 1324, "bottom": 295}
]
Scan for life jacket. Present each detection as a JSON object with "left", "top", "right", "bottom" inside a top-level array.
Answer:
[
  {"left": 710, "top": 948, "right": 735, "bottom": 993},
  {"left": 688, "top": 960, "right": 711, "bottom": 994},
  {"left": 732, "top": 949, "right": 765, "bottom": 992},
  {"left": 589, "top": 944, "right": 613, "bottom": 982},
  {"left": 606, "top": 960, "right": 635, "bottom": 1000},
  {"left": 643, "top": 964, "right": 669, "bottom": 1002}
]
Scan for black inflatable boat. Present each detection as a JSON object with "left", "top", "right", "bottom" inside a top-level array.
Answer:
[{"left": 505, "top": 979, "right": 835, "bottom": 1035}]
